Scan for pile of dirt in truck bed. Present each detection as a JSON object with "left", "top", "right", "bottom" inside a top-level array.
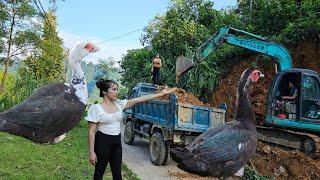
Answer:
[
  {"left": 156, "top": 87, "right": 205, "bottom": 106},
  {"left": 250, "top": 142, "right": 320, "bottom": 179},
  {"left": 174, "top": 88, "right": 204, "bottom": 106}
]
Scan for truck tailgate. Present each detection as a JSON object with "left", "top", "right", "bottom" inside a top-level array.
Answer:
[{"left": 176, "top": 102, "right": 225, "bottom": 132}]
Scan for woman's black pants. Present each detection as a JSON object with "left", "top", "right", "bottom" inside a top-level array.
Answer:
[{"left": 94, "top": 131, "right": 122, "bottom": 180}]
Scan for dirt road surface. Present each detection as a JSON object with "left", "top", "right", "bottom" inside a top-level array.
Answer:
[{"left": 121, "top": 124, "right": 216, "bottom": 180}]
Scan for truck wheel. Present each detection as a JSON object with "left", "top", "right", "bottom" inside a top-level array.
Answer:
[
  {"left": 149, "top": 132, "right": 168, "bottom": 166},
  {"left": 124, "top": 121, "right": 135, "bottom": 145},
  {"left": 162, "top": 141, "right": 169, "bottom": 165}
]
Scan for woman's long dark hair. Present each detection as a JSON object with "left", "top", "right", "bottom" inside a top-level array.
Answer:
[{"left": 96, "top": 79, "right": 118, "bottom": 97}]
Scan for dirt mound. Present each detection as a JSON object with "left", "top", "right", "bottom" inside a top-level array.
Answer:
[
  {"left": 250, "top": 142, "right": 320, "bottom": 179},
  {"left": 157, "top": 87, "right": 204, "bottom": 106},
  {"left": 291, "top": 40, "right": 320, "bottom": 71},
  {"left": 174, "top": 88, "right": 204, "bottom": 106},
  {"left": 209, "top": 57, "right": 276, "bottom": 122}
]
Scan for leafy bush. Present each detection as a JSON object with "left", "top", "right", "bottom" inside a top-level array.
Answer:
[{"left": 0, "top": 69, "right": 40, "bottom": 111}]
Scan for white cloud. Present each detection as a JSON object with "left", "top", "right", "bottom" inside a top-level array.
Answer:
[{"left": 58, "top": 30, "right": 141, "bottom": 66}]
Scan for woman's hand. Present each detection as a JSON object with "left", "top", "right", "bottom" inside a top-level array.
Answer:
[
  {"left": 160, "top": 87, "right": 177, "bottom": 95},
  {"left": 125, "top": 87, "right": 177, "bottom": 109},
  {"left": 89, "top": 152, "right": 97, "bottom": 166}
]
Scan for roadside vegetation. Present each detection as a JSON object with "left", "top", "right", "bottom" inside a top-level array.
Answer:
[{"left": 0, "top": 120, "right": 139, "bottom": 180}]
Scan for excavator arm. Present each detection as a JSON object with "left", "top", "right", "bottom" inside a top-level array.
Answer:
[{"left": 176, "top": 27, "right": 293, "bottom": 77}]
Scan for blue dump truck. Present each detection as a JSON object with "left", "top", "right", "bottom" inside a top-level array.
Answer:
[{"left": 123, "top": 83, "right": 226, "bottom": 166}]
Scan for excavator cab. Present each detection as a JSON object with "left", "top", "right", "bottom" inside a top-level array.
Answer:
[
  {"left": 272, "top": 72, "right": 300, "bottom": 119},
  {"left": 266, "top": 69, "right": 320, "bottom": 131}
]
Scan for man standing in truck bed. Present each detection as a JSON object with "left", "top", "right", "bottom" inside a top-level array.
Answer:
[{"left": 151, "top": 53, "right": 162, "bottom": 86}]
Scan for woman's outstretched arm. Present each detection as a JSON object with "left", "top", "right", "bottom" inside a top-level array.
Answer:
[{"left": 125, "top": 87, "right": 176, "bottom": 109}]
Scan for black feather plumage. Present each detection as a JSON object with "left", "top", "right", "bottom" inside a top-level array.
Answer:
[{"left": 0, "top": 83, "right": 85, "bottom": 143}]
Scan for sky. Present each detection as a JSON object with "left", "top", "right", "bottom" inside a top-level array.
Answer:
[{"left": 43, "top": 0, "right": 237, "bottom": 64}]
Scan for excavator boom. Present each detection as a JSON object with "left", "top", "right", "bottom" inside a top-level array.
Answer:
[{"left": 176, "top": 27, "right": 293, "bottom": 78}]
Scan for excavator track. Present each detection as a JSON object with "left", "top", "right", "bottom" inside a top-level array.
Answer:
[{"left": 257, "top": 126, "right": 320, "bottom": 158}]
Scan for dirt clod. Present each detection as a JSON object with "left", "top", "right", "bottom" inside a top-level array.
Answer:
[{"left": 262, "top": 145, "right": 271, "bottom": 154}]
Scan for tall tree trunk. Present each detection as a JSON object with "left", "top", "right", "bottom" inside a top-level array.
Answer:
[{"left": 0, "top": 2, "right": 15, "bottom": 93}]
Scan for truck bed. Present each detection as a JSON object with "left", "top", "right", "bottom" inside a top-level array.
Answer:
[{"left": 132, "top": 89, "right": 225, "bottom": 133}]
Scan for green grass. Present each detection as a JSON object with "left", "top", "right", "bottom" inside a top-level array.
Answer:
[
  {"left": 0, "top": 120, "right": 139, "bottom": 180},
  {"left": 244, "top": 166, "right": 269, "bottom": 180}
]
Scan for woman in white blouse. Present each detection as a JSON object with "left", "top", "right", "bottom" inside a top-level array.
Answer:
[{"left": 86, "top": 79, "right": 175, "bottom": 180}]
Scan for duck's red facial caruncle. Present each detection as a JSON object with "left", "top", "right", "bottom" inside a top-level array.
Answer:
[
  {"left": 85, "top": 43, "right": 99, "bottom": 53},
  {"left": 249, "top": 70, "right": 264, "bottom": 83}
]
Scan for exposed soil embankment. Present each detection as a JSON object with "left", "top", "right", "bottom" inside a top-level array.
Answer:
[{"left": 251, "top": 142, "right": 320, "bottom": 180}]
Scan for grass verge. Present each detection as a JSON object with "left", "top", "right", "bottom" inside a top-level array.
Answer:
[{"left": 0, "top": 120, "right": 139, "bottom": 180}]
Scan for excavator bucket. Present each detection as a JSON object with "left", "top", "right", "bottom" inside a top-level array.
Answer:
[{"left": 176, "top": 55, "right": 195, "bottom": 82}]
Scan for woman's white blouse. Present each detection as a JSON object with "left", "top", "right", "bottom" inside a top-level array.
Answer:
[{"left": 85, "top": 99, "right": 128, "bottom": 135}]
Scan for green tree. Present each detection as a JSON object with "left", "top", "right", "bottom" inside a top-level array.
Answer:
[
  {"left": 95, "top": 57, "right": 121, "bottom": 81},
  {"left": 22, "top": 10, "right": 64, "bottom": 84},
  {"left": 140, "top": 0, "right": 242, "bottom": 98},
  {"left": 84, "top": 58, "right": 126, "bottom": 101},
  {"left": 0, "top": 0, "right": 40, "bottom": 93},
  {"left": 120, "top": 48, "right": 154, "bottom": 90},
  {"left": 238, "top": 0, "right": 320, "bottom": 44},
  {"left": 0, "top": 2, "right": 7, "bottom": 54},
  {"left": 4, "top": 10, "right": 64, "bottom": 109}
]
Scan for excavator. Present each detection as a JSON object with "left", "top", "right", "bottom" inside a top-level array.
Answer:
[{"left": 176, "top": 27, "right": 320, "bottom": 155}]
